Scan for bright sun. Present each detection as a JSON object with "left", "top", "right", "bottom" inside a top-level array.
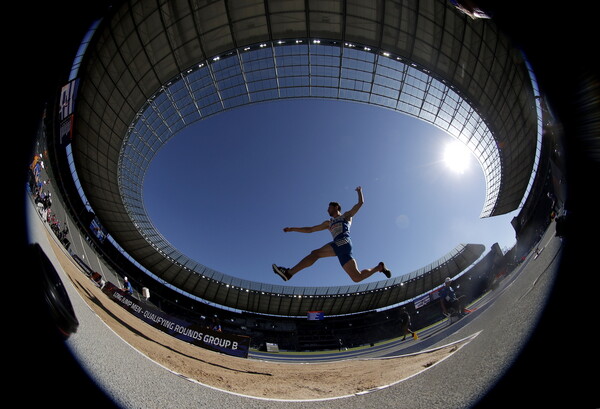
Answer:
[{"left": 443, "top": 141, "right": 471, "bottom": 174}]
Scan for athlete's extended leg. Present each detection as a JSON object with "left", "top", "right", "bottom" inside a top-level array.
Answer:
[
  {"left": 342, "top": 260, "right": 391, "bottom": 283},
  {"left": 288, "top": 243, "right": 336, "bottom": 277},
  {"left": 273, "top": 243, "right": 336, "bottom": 281}
]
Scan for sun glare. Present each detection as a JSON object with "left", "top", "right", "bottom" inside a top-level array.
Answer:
[{"left": 443, "top": 141, "right": 471, "bottom": 174}]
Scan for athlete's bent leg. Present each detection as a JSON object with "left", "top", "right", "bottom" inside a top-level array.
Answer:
[{"left": 342, "top": 259, "right": 384, "bottom": 283}]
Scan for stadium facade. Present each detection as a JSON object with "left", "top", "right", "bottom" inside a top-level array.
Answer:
[{"left": 43, "top": 0, "right": 552, "bottom": 346}]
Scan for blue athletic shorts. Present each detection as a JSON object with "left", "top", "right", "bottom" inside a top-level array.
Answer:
[{"left": 329, "top": 237, "right": 354, "bottom": 267}]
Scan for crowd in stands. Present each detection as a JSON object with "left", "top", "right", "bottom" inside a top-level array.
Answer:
[{"left": 28, "top": 152, "right": 71, "bottom": 251}]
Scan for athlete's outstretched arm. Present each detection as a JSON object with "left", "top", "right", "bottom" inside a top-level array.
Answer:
[
  {"left": 283, "top": 220, "right": 329, "bottom": 233},
  {"left": 343, "top": 186, "right": 364, "bottom": 218}
]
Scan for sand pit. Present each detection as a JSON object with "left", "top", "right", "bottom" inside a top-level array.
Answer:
[{"left": 46, "top": 230, "right": 469, "bottom": 401}]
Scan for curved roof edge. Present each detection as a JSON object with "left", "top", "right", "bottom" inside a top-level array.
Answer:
[{"left": 66, "top": 0, "right": 537, "bottom": 316}]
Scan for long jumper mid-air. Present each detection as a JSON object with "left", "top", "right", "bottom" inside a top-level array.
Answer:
[{"left": 272, "top": 186, "right": 392, "bottom": 283}]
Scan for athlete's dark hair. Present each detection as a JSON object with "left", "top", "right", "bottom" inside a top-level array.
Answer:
[{"left": 329, "top": 202, "right": 341, "bottom": 212}]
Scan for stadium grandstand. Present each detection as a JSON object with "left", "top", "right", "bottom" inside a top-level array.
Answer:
[{"left": 34, "top": 0, "right": 565, "bottom": 352}]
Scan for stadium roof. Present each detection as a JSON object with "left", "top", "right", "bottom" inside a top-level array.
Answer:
[{"left": 67, "top": 0, "right": 538, "bottom": 316}]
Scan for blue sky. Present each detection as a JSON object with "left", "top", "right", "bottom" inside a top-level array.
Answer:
[{"left": 144, "top": 99, "right": 518, "bottom": 287}]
